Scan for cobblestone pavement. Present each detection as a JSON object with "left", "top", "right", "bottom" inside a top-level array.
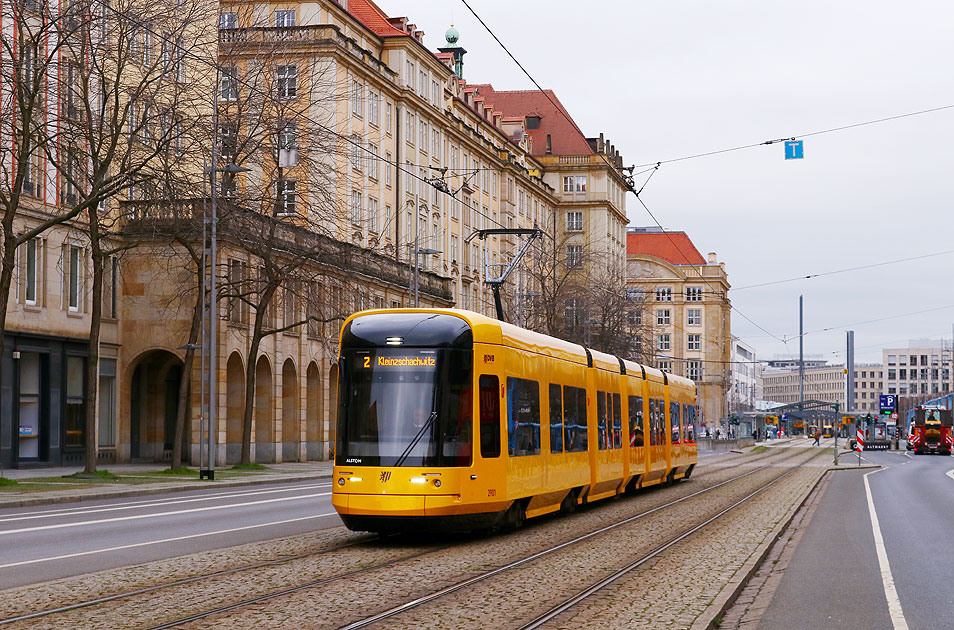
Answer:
[{"left": 0, "top": 446, "right": 819, "bottom": 630}]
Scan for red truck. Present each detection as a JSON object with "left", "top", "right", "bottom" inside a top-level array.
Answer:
[{"left": 909, "top": 407, "right": 953, "bottom": 455}]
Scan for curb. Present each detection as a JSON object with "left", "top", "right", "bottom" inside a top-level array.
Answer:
[
  {"left": 0, "top": 471, "right": 334, "bottom": 509},
  {"left": 689, "top": 461, "right": 828, "bottom": 630}
]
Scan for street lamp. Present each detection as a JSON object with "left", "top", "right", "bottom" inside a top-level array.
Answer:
[
  {"left": 200, "top": 162, "right": 251, "bottom": 480},
  {"left": 413, "top": 247, "right": 442, "bottom": 307}
]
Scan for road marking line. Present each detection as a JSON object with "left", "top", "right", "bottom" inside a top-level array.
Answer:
[
  {"left": 0, "top": 512, "right": 338, "bottom": 570},
  {"left": 864, "top": 469, "right": 909, "bottom": 630},
  {"left": 945, "top": 467, "right": 954, "bottom": 481},
  {"left": 0, "top": 483, "right": 331, "bottom": 524},
  {"left": 0, "top": 493, "right": 330, "bottom": 535}
]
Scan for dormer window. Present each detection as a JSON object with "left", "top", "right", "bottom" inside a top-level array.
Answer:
[{"left": 525, "top": 116, "right": 540, "bottom": 130}]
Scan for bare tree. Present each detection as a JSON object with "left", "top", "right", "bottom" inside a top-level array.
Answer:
[
  {"left": 213, "top": 22, "right": 359, "bottom": 465},
  {"left": 46, "top": 0, "right": 215, "bottom": 472}
]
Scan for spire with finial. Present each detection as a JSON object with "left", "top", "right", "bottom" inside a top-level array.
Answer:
[{"left": 439, "top": 24, "right": 467, "bottom": 79}]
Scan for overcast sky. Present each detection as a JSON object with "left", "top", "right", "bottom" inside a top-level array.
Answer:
[{"left": 376, "top": 0, "right": 954, "bottom": 364}]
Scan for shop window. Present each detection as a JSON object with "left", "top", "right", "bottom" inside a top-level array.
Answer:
[
  {"left": 98, "top": 359, "right": 116, "bottom": 446},
  {"left": 18, "top": 352, "right": 42, "bottom": 458},
  {"left": 65, "top": 355, "right": 85, "bottom": 447},
  {"left": 507, "top": 377, "right": 540, "bottom": 456}
]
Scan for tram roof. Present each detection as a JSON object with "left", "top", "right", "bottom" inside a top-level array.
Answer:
[{"left": 344, "top": 308, "right": 693, "bottom": 389}]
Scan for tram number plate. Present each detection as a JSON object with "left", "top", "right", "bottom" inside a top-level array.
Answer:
[
  {"left": 487, "top": 489, "right": 496, "bottom": 497},
  {"left": 484, "top": 354, "right": 495, "bottom": 363}
]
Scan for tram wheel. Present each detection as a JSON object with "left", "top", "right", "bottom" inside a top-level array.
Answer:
[
  {"left": 506, "top": 500, "right": 527, "bottom": 529},
  {"left": 559, "top": 489, "right": 577, "bottom": 516}
]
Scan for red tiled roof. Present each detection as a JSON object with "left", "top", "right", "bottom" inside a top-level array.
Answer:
[
  {"left": 627, "top": 232, "right": 706, "bottom": 266},
  {"left": 348, "top": 0, "right": 409, "bottom": 38},
  {"left": 469, "top": 85, "right": 593, "bottom": 156}
]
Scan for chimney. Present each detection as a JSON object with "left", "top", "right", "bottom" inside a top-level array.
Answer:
[{"left": 708, "top": 252, "right": 717, "bottom": 264}]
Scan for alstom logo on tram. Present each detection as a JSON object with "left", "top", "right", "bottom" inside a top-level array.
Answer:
[{"left": 331, "top": 308, "right": 699, "bottom": 533}]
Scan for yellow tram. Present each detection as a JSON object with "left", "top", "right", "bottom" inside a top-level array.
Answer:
[{"left": 332, "top": 309, "right": 698, "bottom": 532}]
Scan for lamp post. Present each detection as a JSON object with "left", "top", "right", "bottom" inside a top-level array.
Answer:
[
  {"left": 201, "top": 162, "right": 251, "bottom": 480},
  {"left": 413, "top": 248, "right": 442, "bottom": 307}
]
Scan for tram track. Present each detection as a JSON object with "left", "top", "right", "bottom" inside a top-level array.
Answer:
[
  {"left": 0, "top": 445, "right": 809, "bottom": 630},
  {"left": 337, "top": 447, "right": 817, "bottom": 630}
]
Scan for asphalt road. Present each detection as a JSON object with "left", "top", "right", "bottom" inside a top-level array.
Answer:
[
  {"left": 0, "top": 479, "right": 341, "bottom": 589},
  {"left": 758, "top": 448, "right": 954, "bottom": 629}
]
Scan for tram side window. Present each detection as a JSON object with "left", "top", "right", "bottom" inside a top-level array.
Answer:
[
  {"left": 684, "top": 404, "right": 695, "bottom": 443},
  {"left": 563, "top": 385, "right": 588, "bottom": 452},
  {"left": 597, "top": 391, "right": 608, "bottom": 450},
  {"left": 648, "top": 399, "right": 657, "bottom": 446},
  {"left": 479, "top": 375, "right": 500, "bottom": 458},
  {"left": 507, "top": 377, "right": 541, "bottom": 457},
  {"left": 671, "top": 402, "right": 681, "bottom": 444},
  {"left": 658, "top": 400, "right": 669, "bottom": 445},
  {"left": 549, "top": 384, "right": 564, "bottom": 453},
  {"left": 612, "top": 393, "right": 622, "bottom": 448},
  {"left": 628, "top": 396, "right": 644, "bottom": 447}
]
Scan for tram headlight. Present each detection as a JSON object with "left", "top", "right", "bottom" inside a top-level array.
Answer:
[
  {"left": 433, "top": 479, "right": 441, "bottom": 488},
  {"left": 337, "top": 478, "right": 345, "bottom": 486},
  {"left": 410, "top": 477, "right": 427, "bottom": 484}
]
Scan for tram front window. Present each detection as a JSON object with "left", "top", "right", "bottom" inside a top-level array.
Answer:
[{"left": 338, "top": 348, "right": 473, "bottom": 467}]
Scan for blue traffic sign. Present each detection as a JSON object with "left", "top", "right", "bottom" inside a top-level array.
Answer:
[
  {"left": 782, "top": 413, "right": 788, "bottom": 420},
  {"left": 784, "top": 140, "right": 804, "bottom": 159},
  {"left": 879, "top": 394, "right": 896, "bottom": 411}
]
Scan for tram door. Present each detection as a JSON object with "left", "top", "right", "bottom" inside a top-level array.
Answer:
[{"left": 471, "top": 355, "right": 506, "bottom": 508}]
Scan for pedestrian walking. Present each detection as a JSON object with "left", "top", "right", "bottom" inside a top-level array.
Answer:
[{"left": 812, "top": 426, "right": 820, "bottom": 446}]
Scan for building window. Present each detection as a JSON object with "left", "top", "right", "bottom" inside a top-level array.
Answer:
[
  {"left": 564, "top": 297, "right": 584, "bottom": 331},
  {"left": 368, "top": 197, "right": 378, "bottom": 233},
  {"left": 688, "top": 334, "right": 701, "bottom": 351},
  {"left": 369, "top": 90, "right": 379, "bottom": 126},
  {"left": 275, "top": 9, "right": 295, "bottom": 27},
  {"left": 657, "top": 334, "right": 670, "bottom": 352},
  {"left": 23, "top": 238, "right": 39, "bottom": 305},
  {"left": 405, "top": 111, "right": 414, "bottom": 144},
  {"left": 686, "top": 360, "right": 702, "bottom": 381},
  {"left": 349, "top": 190, "right": 361, "bottom": 225},
  {"left": 655, "top": 287, "right": 672, "bottom": 302},
  {"left": 687, "top": 308, "right": 701, "bottom": 325},
  {"left": 566, "top": 245, "right": 583, "bottom": 268},
  {"left": 219, "top": 12, "right": 238, "bottom": 29},
  {"left": 656, "top": 309, "right": 670, "bottom": 326},
  {"left": 368, "top": 144, "right": 379, "bottom": 180},
  {"left": 220, "top": 66, "right": 238, "bottom": 101},
  {"left": 277, "top": 179, "right": 296, "bottom": 216},
  {"left": 349, "top": 136, "right": 362, "bottom": 171},
  {"left": 67, "top": 245, "right": 82, "bottom": 312},
  {"left": 350, "top": 79, "right": 363, "bottom": 116},
  {"left": 228, "top": 259, "right": 248, "bottom": 324},
  {"left": 276, "top": 65, "right": 297, "bottom": 98},
  {"left": 657, "top": 360, "right": 671, "bottom": 372},
  {"left": 562, "top": 175, "right": 586, "bottom": 193},
  {"left": 566, "top": 211, "right": 583, "bottom": 232},
  {"left": 385, "top": 152, "right": 392, "bottom": 185},
  {"left": 386, "top": 102, "right": 392, "bottom": 134},
  {"left": 686, "top": 287, "right": 703, "bottom": 302}
]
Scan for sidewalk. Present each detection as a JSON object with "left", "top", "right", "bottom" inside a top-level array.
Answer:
[{"left": 0, "top": 460, "right": 335, "bottom": 508}]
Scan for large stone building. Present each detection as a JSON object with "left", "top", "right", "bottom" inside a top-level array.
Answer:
[
  {"left": 729, "top": 337, "right": 761, "bottom": 413},
  {"left": 625, "top": 227, "right": 731, "bottom": 429},
  {"left": 2, "top": 0, "right": 637, "bottom": 468},
  {"left": 761, "top": 362, "right": 883, "bottom": 412},
  {"left": 881, "top": 341, "right": 953, "bottom": 401}
]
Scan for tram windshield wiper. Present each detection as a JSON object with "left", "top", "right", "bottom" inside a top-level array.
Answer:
[{"left": 393, "top": 410, "right": 438, "bottom": 468}]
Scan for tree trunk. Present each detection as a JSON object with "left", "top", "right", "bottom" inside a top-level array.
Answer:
[
  {"left": 84, "top": 215, "right": 104, "bottom": 474},
  {"left": 0, "top": 229, "right": 17, "bottom": 401},
  {"left": 171, "top": 266, "right": 203, "bottom": 470},
  {"left": 241, "top": 329, "right": 262, "bottom": 465}
]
